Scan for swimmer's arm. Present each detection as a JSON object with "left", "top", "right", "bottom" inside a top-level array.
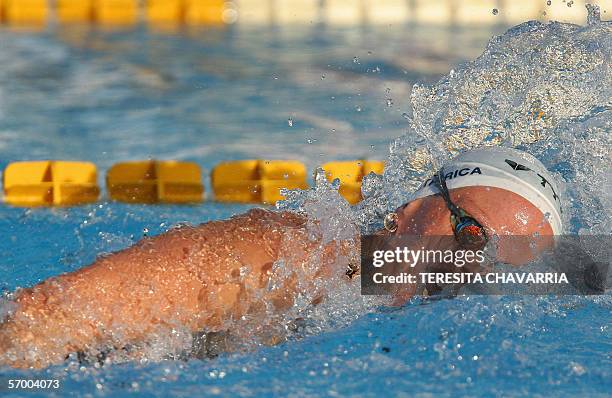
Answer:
[
  {"left": 0, "top": 226, "right": 224, "bottom": 368},
  {"left": 0, "top": 209, "right": 318, "bottom": 368}
]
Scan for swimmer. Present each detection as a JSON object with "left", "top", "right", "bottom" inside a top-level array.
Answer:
[{"left": 0, "top": 147, "right": 562, "bottom": 368}]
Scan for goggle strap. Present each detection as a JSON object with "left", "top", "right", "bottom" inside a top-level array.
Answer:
[
  {"left": 434, "top": 167, "right": 487, "bottom": 240},
  {"left": 435, "top": 167, "right": 465, "bottom": 220}
]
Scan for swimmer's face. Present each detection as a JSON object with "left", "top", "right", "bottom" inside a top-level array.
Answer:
[{"left": 394, "top": 186, "right": 555, "bottom": 265}]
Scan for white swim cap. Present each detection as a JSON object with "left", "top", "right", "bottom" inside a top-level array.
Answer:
[{"left": 413, "top": 147, "right": 563, "bottom": 234}]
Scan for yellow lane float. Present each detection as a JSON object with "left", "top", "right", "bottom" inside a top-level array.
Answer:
[
  {"left": 211, "top": 160, "right": 308, "bottom": 204},
  {"left": 2, "top": 0, "right": 48, "bottom": 25},
  {"left": 147, "top": 0, "right": 184, "bottom": 24},
  {"left": 95, "top": 0, "right": 138, "bottom": 25},
  {"left": 57, "top": 0, "right": 93, "bottom": 23},
  {"left": 319, "top": 160, "right": 384, "bottom": 204},
  {"left": 185, "top": 0, "right": 225, "bottom": 25},
  {"left": 106, "top": 160, "right": 204, "bottom": 204},
  {"left": 3, "top": 161, "right": 100, "bottom": 206}
]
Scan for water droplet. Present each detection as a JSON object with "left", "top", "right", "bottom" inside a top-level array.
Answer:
[
  {"left": 386, "top": 98, "right": 394, "bottom": 107},
  {"left": 321, "top": 75, "right": 326, "bottom": 80},
  {"left": 492, "top": 8, "right": 498, "bottom": 15},
  {"left": 586, "top": 4, "right": 601, "bottom": 25},
  {"left": 287, "top": 117, "right": 293, "bottom": 127},
  {"left": 546, "top": 0, "right": 551, "bottom": 5},
  {"left": 570, "top": 362, "right": 586, "bottom": 375},
  {"left": 355, "top": 105, "right": 362, "bottom": 112},
  {"left": 353, "top": 56, "right": 360, "bottom": 64}
]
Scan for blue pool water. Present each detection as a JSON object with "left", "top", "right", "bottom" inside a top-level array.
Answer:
[{"left": 1, "top": 20, "right": 611, "bottom": 397}]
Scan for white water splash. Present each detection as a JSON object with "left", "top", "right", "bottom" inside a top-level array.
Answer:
[
  {"left": 284, "top": 6, "right": 611, "bottom": 237},
  {"left": 271, "top": 8, "right": 611, "bottom": 343}
]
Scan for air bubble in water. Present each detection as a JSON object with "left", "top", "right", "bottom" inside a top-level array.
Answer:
[{"left": 492, "top": 8, "right": 498, "bottom": 15}]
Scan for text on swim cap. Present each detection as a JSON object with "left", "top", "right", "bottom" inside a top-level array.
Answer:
[{"left": 420, "top": 167, "right": 482, "bottom": 189}]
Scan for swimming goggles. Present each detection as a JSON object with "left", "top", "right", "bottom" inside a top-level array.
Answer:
[{"left": 433, "top": 167, "right": 488, "bottom": 249}]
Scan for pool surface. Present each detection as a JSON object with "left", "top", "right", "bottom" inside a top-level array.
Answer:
[{"left": 0, "top": 20, "right": 611, "bottom": 398}]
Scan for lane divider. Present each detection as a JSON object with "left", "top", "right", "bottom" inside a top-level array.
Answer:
[
  {"left": 3, "top": 161, "right": 99, "bottom": 206},
  {"left": 1, "top": 159, "right": 384, "bottom": 206},
  {"left": 0, "top": 0, "right": 603, "bottom": 27},
  {"left": 3, "top": 0, "right": 48, "bottom": 25},
  {"left": 0, "top": 0, "right": 227, "bottom": 26},
  {"left": 211, "top": 160, "right": 307, "bottom": 204},
  {"left": 96, "top": 0, "right": 139, "bottom": 26},
  {"left": 320, "top": 160, "right": 384, "bottom": 205},
  {"left": 185, "top": 0, "right": 225, "bottom": 25},
  {"left": 57, "top": 0, "right": 93, "bottom": 23},
  {"left": 106, "top": 160, "right": 204, "bottom": 204},
  {"left": 146, "top": 0, "right": 183, "bottom": 25}
]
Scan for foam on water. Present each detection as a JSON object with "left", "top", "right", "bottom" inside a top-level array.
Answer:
[{"left": 379, "top": 7, "right": 611, "bottom": 235}]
